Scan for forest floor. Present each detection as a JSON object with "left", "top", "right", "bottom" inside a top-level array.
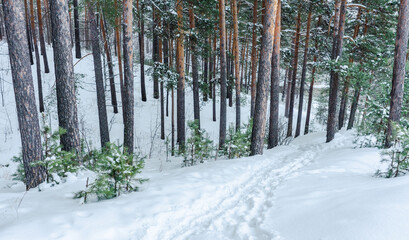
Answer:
[{"left": 0, "top": 42, "right": 409, "bottom": 240}]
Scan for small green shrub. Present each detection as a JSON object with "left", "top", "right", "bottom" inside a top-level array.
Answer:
[
  {"left": 75, "top": 143, "right": 147, "bottom": 202},
  {"left": 12, "top": 127, "right": 80, "bottom": 184},
  {"left": 221, "top": 120, "right": 252, "bottom": 159},
  {"left": 376, "top": 123, "right": 409, "bottom": 178},
  {"left": 183, "top": 120, "right": 215, "bottom": 167}
]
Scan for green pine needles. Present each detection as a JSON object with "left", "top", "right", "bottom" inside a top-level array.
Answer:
[
  {"left": 376, "top": 123, "right": 409, "bottom": 178},
  {"left": 75, "top": 143, "right": 147, "bottom": 202},
  {"left": 183, "top": 120, "right": 214, "bottom": 167}
]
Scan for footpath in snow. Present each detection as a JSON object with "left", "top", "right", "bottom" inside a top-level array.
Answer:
[{"left": 2, "top": 130, "right": 408, "bottom": 240}]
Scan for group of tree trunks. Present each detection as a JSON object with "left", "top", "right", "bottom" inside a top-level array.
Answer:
[{"left": 2, "top": 0, "right": 408, "bottom": 190}]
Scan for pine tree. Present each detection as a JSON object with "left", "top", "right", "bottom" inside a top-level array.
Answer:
[
  {"left": 123, "top": 0, "right": 134, "bottom": 154},
  {"left": 176, "top": 0, "right": 186, "bottom": 151},
  {"left": 88, "top": 1, "right": 110, "bottom": 148},
  {"left": 250, "top": 0, "right": 279, "bottom": 156},
  {"left": 3, "top": 0, "right": 46, "bottom": 190},
  {"left": 49, "top": 0, "right": 81, "bottom": 153},
  {"left": 385, "top": 0, "right": 409, "bottom": 147},
  {"left": 218, "top": 0, "right": 227, "bottom": 148}
]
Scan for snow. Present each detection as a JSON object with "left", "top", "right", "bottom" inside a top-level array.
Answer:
[{"left": 1, "top": 41, "right": 409, "bottom": 240}]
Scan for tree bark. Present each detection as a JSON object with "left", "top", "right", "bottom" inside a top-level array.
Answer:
[
  {"left": 268, "top": 0, "right": 281, "bottom": 149},
  {"left": 88, "top": 2, "right": 110, "bottom": 148},
  {"left": 326, "top": 0, "right": 347, "bottom": 143},
  {"left": 123, "top": 0, "right": 134, "bottom": 153},
  {"left": 232, "top": 0, "right": 241, "bottom": 131},
  {"left": 152, "top": 6, "right": 159, "bottom": 100},
  {"left": 73, "top": 0, "right": 81, "bottom": 58},
  {"left": 295, "top": 6, "right": 312, "bottom": 138},
  {"left": 114, "top": 0, "right": 125, "bottom": 118},
  {"left": 286, "top": 5, "right": 302, "bottom": 138},
  {"left": 137, "top": 0, "right": 147, "bottom": 102},
  {"left": 3, "top": 0, "right": 47, "bottom": 190},
  {"left": 100, "top": 16, "right": 118, "bottom": 114},
  {"left": 218, "top": 0, "right": 227, "bottom": 148},
  {"left": 385, "top": 0, "right": 409, "bottom": 147},
  {"left": 250, "top": 0, "right": 258, "bottom": 118},
  {"left": 250, "top": 0, "right": 279, "bottom": 156},
  {"left": 176, "top": 0, "right": 186, "bottom": 151},
  {"left": 49, "top": 0, "right": 81, "bottom": 153},
  {"left": 338, "top": 7, "right": 361, "bottom": 130},
  {"left": 28, "top": 0, "right": 45, "bottom": 113},
  {"left": 304, "top": 15, "right": 322, "bottom": 135},
  {"left": 36, "top": 0, "right": 50, "bottom": 73},
  {"left": 189, "top": 3, "right": 200, "bottom": 128}
]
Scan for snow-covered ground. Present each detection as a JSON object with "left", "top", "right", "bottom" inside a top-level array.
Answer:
[{"left": 1, "top": 41, "right": 409, "bottom": 240}]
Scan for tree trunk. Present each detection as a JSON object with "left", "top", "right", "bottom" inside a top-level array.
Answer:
[
  {"left": 23, "top": 2, "right": 34, "bottom": 65},
  {"left": 123, "top": 0, "right": 134, "bottom": 153},
  {"left": 100, "top": 16, "right": 118, "bottom": 114},
  {"left": 385, "top": 0, "right": 409, "bottom": 147},
  {"left": 176, "top": 0, "right": 186, "bottom": 151},
  {"left": 49, "top": 0, "right": 81, "bottom": 153},
  {"left": 88, "top": 2, "right": 110, "bottom": 148},
  {"left": 28, "top": 0, "right": 45, "bottom": 113},
  {"left": 232, "top": 0, "right": 241, "bottom": 131},
  {"left": 304, "top": 15, "right": 322, "bottom": 135},
  {"left": 326, "top": 0, "right": 347, "bottom": 143},
  {"left": 3, "top": 0, "right": 47, "bottom": 190},
  {"left": 189, "top": 3, "right": 200, "bottom": 128},
  {"left": 152, "top": 6, "right": 159, "bottom": 100},
  {"left": 36, "top": 0, "right": 49, "bottom": 73},
  {"left": 73, "top": 0, "right": 81, "bottom": 58},
  {"left": 286, "top": 5, "right": 302, "bottom": 138},
  {"left": 338, "top": 8, "right": 361, "bottom": 130},
  {"left": 295, "top": 6, "right": 312, "bottom": 138},
  {"left": 171, "top": 88, "right": 175, "bottom": 155},
  {"left": 138, "top": 0, "right": 147, "bottom": 102},
  {"left": 347, "top": 84, "right": 361, "bottom": 130},
  {"left": 268, "top": 0, "right": 281, "bottom": 149},
  {"left": 250, "top": 0, "right": 258, "bottom": 118},
  {"left": 218, "top": 0, "right": 227, "bottom": 148},
  {"left": 250, "top": 0, "right": 279, "bottom": 156},
  {"left": 114, "top": 0, "right": 125, "bottom": 118}
]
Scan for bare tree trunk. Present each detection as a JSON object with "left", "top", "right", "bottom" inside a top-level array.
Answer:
[
  {"left": 152, "top": 5, "right": 160, "bottom": 99},
  {"left": 23, "top": 2, "right": 34, "bottom": 65},
  {"left": 36, "top": 0, "right": 49, "bottom": 73},
  {"left": 176, "top": 0, "right": 186, "bottom": 151},
  {"left": 326, "top": 0, "right": 347, "bottom": 143},
  {"left": 250, "top": 0, "right": 279, "bottom": 156},
  {"left": 232, "top": 0, "right": 241, "bottom": 130},
  {"left": 3, "top": 0, "right": 47, "bottom": 190},
  {"left": 287, "top": 5, "right": 302, "bottom": 138},
  {"left": 385, "top": 0, "right": 409, "bottom": 147},
  {"left": 338, "top": 8, "right": 362, "bottom": 130},
  {"left": 268, "top": 0, "right": 281, "bottom": 149},
  {"left": 100, "top": 17, "right": 118, "bottom": 114},
  {"left": 138, "top": 0, "right": 147, "bottom": 102},
  {"left": 73, "top": 0, "right": 81, "bottom": 58},
  {"left": 250, "top": 0, "right": 258, "bottom": 118},
  {"left": 114, "top": 0, "right": 125, "bottom": 122},
  {"left": 43, "top": 0, "right": 52, "bottom": 45},
  {"left": 295, "top": 6, "right": 312, "bottom": 138},
  {"left": 28, "top": 0, "right": 44, "bottom": 113},
  {"left": 88, "top": 2, "right": 110, "bottom": 148},
  {"left": 347, "top": 84, "right": 361, "bottom": 130},
  {"left": 304, "top": 15, "right": 322, "bottom": 135},
  {"left": 189, "top": 3, "right": 200, "bottom": 128},
  {"left": 218, "top": 0, "right": 227, "bottom": 148},
  {"left": 49, "top": 0, "right": 81, "bottom": 153},
  {"left": 122, "top": 0, "right": 134, "bottom": 153}
]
